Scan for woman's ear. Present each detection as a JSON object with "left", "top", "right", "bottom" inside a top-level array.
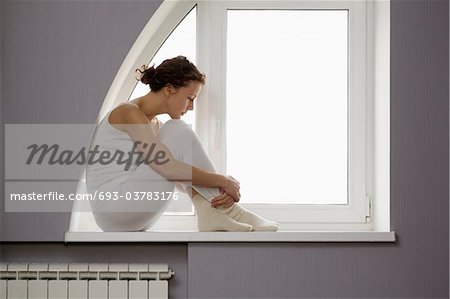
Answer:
[
  {"left": 165, "top": 84, "right": 175, "bottom": 98},
  {"left": 165, "top": 84, "right": 180, "bottom": 98}
]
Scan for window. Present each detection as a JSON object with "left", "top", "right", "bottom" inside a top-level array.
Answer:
[
  {"left": 195, "top": 0, "right": 378, "bottom": 230},
  {"left": 226, "top": 10, "right": 348, "bottom": 206},
  {"left": 69, "top": 0, "right": 391, "bottom": 235}
]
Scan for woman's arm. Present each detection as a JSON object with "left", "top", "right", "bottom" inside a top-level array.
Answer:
[{"left": 116, "top": 106, "right": 240, "bottom": 200}]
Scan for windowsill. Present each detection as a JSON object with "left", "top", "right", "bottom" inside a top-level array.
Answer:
[{"left": 64, "top": 230, "right": 396, "bottom": 243}]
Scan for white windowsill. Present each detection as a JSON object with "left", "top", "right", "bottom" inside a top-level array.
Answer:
[{"left": 65, "top": 231, "right": 396, "bottom": 243}]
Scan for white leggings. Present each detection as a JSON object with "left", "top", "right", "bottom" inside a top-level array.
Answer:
[{"left": 92, "top": 119, "right": 220, "bottom": 232}]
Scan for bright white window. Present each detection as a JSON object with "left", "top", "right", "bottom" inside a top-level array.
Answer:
[
  {"left": 226, "top": 10, "right": 348, "bottom": 205},
  {"left": 69, "top": 0, "right": 391, "bottom": 234}
]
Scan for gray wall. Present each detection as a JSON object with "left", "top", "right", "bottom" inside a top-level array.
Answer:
[
  {"left": 0, "top": 0, "right": 164, "bottom": 241},
  {"left": 0, "top": 0, "right": 3, "bottom": 243},
  {"left": 1, "top": 0, "right": 448, "bottom": 298}
]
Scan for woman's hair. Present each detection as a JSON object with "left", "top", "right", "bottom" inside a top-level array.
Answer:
[{"left": 135, "top": 56, "right": 205, "bottom": 91}]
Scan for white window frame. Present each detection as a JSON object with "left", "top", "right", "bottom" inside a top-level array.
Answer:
[
  {"left": 68, "top": 0, "right": 391, "bottom": 235},
  {"left": 197, "top": 0, "right": 370, "bottom": 231}
]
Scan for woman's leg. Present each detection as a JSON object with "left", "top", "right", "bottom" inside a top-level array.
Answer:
[
  {"left": 157, "top": 119, "right": 220, "bottom": 201},
  {"left": 158, "top": 119, "right": 279, "bottom": 232},
  {"left": 157, "top": 119, "right": 252, "bottom": 231},
  {"left": 91, "top": 169, "right": 173, "bottom": 232},
  {"left": 91, "top": 146, "right": 175, "bottom": 232}
]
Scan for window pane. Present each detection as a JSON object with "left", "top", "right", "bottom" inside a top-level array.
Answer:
[
  {"left": 226, "top": 10, "right": 348, "bottom": 205},
  {"left": 129, "top": 7, "right": 197, "bottom": 129}
]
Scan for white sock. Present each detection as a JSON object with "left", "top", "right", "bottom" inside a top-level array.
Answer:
[
  {"left": 191, "top": 194, "right": 253, "bottom": 232},
  {"left": 219, "top": 204, "right": 280, "bottom": 232}
]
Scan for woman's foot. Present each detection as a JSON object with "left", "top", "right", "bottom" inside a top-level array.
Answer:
[
  {"left": 219, "top": 204, "right": 280, "bottom": 232},
  {"left": 191, "top": 194, "right": 253, "bottom": 232}
]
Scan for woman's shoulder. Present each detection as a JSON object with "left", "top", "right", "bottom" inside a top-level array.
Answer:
[{"left": 109, "top": 102, "right": 147, "bottom": 125}]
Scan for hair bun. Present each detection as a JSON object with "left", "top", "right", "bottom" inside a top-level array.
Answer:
[{"left": 135, "top": 64, "right": 155, "bottom": 85}]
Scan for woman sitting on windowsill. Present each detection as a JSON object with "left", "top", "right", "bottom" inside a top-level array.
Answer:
[{"left": 86, "top": 56, "right": 279, "bottom": 232}]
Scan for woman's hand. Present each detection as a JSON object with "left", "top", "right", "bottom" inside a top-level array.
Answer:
[
  {"left": 219, "top": 175, "right": 240, "bottom": 202},
  {"left": 211, "top": 190, "right": 237, "bottom": 208}
]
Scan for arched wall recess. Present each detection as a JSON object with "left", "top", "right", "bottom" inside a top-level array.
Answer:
[
  {"left": 66, "top": 0, "right": 392, "bottom": 237},
  {"left": 69, "top": 0, "right": 197, "bottom": 232}
]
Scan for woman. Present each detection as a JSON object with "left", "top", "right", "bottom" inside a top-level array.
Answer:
[{"left": 86, "top": 56, "right": 279, "bottom": 232}]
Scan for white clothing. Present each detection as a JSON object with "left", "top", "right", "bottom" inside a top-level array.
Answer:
[
  {"left": 86, "top": 103, "right": 160, "bottom": 199},
  {"left": 86, "top": 103, "right": 220, "bottom": 231}
]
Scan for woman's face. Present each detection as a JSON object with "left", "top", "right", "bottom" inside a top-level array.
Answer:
[{"left": 167, "top": 81, "right": 202, "bottom": 119}]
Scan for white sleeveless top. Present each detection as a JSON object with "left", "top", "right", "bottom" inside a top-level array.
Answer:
[{"left": 85, "top": 102, "right": 161, "bottom": 194}]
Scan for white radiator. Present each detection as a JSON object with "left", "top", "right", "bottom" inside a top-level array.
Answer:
[{"left": 0, "top": 263, "right": 174, "bottom": 299}]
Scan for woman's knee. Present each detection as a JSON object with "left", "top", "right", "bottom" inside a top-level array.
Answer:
[
  {"left": 158, "top": 119, "right": 196, "bottom": 141},
  {"left": 157, "top": 120, "right": 202, "bottom": 159}
]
